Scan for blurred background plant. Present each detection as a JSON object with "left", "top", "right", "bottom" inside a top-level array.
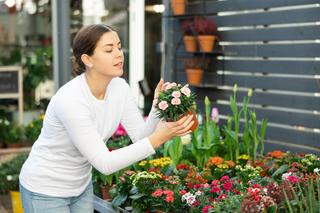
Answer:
[{"left": 24, "top": 114, "right": 44, "bottom": 143}]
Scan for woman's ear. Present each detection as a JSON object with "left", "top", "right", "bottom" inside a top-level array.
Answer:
[{"left": 81, "top": 54, "right": 93, "bottom": 68}]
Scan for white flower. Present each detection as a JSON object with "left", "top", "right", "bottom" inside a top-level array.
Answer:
[
  {"left": 180, "top": 134, "right": 191, "bottom": 145},
  {"left": 186, "top": 195, "right": 196, "bottom": 206},
  {"left": 6, "top": 175, "right": 13, "bottom": 181},
  {"left": 282, "top": 172, "right": 292, "bottom": 181},
  {"left": 314, "top": 168, "right": 320, "bottom": 175},
  {"left": 195, "top": 190, "right": 202, "bottom": 196}
]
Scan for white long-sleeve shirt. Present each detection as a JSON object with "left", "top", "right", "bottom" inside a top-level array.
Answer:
[{"left": 20, "top": 73, "right": 159, "bottom": 197}]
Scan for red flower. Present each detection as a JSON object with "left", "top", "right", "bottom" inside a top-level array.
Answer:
[
  {"left": 165, "top": 195, "right": 174, "bottom": 203},
  {"left": 114, "top": 123, "right": 127, "bottom": 136},
  {"left": 152, "top": 189, "right": 163, "bottom": 197},
  {"left": 202, "top": 205, "right": 213, "bottom": 213},
  {"left": 192, "top": 200, "right": 200, "bottom": 206},
  {"left": 163, "top": 189, "right": 174, "bottom": 196},
  {"left": 176, "top": 163, "right": 190, "bottom": 170},
  {"left": 210, "top": 186, "right": 221, "bottom": 193},
  {"left": 179, "top": 190, "right": 187, "bottom": 195},
  {"left": 220, "top": 175, "right": 230, "bottom": 182},
  {"left": 223, "top": 181, "right": 233, "bottom": 191},
  {"left": 218, "top": 194, "right": 228, "bottom": 200}
]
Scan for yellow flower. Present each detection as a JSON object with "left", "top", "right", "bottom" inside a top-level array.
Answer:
[
  {"left": 138, "top": 160, "right": 147, "bottom": 167},
  {"left": 238, "top": 154, "right": 249, "bottom": 160},
  {"left": 40, "top": 114, "right": 45, "bottom": 120}
]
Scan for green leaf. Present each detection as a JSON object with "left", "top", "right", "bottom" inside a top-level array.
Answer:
[
  {"left": 111, "top": 194, "right": 128, "bottom": 207},
  {"left": 129, "top": 193, "right": 145, "bottom": 200},
  {"left": 272, "top": 164, "right": 289, "bottom": 178}
]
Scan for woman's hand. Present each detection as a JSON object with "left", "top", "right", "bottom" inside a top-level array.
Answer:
[
  {"left": 153, "top": 78, "right": 164, "bottom": 100},
  {"left": 148, "top": 114, "right": 195, "bottom": 149}
]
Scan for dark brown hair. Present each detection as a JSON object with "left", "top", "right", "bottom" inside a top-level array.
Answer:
[{"left": 72, "top": 24, "right": 114, "bottom": 75}]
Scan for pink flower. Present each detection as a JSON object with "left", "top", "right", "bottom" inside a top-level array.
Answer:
[
  {"left": 202, "top": 205, "right": 213, "bottom": 213},
  {"left": 220, "top": 175, "right": 229, "bottom": 182},
  {"left": 172, "top": 91, "right": 181, "bottom": 98},
  {"left": 210, "top": 186, "right": 221, "bottom": 193},
  {"left": 158, "top": 101, "right": 168, "bottom": 110},
  {"left": 179, "top": 190, "right": 187, "bottom": 195},
  {"left": 223, "top": 181, "right": 233, "bottom": 191},
  {"left": 114, "top": 123, "right": 126, "bottom": 136},
  {"left": 203, "top": 183, "right": 210, "bottom": 188},
  {"left": 218, "top": 194, "right": 228, "bottom": 200},
  {"left": 211, "top": 107, "right": 219, "bottom": 123},
  {"left": 181, "top": 86, "right": 191, "bottom": 97},
  {"left": 152, "top": 189, "right": 163, "bottom": 197},
  {"left": 171, "top": 98, "right": 181, "bottom": 105},
  {"left": 287, "top": 175, "right": 299, "bottom": 184},
  {"left": 165, "top": 195, "right": 174, "bottom": 203},
  {"left": 165, "top": 82, "right": 177, "bottom": 90}
]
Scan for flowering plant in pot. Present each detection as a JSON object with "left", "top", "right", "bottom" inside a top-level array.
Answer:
[
  {"left": 181, "top": 19, "right": 197, "bottom": 52},
  {"left": 194, "top": 17, "right": 218, "bottom": 52},
  {"left": 153, "top": 82, "right": 198, "bottom": 131},
  {"left": 184, "top": 56, "right": 210, "bottom": 86}
]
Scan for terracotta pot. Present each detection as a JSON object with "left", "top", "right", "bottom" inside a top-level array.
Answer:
[
  {"left": 7, "top": 143, "right": 23, "bottom": 148},
  {"left": 183, "top": 36, "right": 197, "bottom": 52},
  {"left": 187, "top": 111, "right": 198, "bottom": 131},
  {"left": 171, "top": 0, "right": 186, "bottom": 15},
  {"left": 100, "top": 185, "right": 112, "bottom": 200},
  {"left": 186, "top": 68, "right": 203, "bottom": 86},
  {"left": 197, "top": 35, "right": 217, "bottom": 52}
]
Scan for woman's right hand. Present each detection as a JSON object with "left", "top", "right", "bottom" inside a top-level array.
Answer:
[{"left": 148, "top": 114, "right": 195, "bottom": 149}]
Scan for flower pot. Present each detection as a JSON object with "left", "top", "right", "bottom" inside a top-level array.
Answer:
[
  {"left": 183, "top": 36, "right": 197, "bottom": 52},
  {"left": 197, "top": 35, "right": 216, "bottom": 53},
  {"left": 187, "top": 111, "right": 198, "bottom": 131},
  {"left": 186, "top": 68, "right": 204, "bottom": 86},
  {"left": 10, "top": 191, "right": 24, "bottom": 213},
  {"left": 171, "top": 0, "right": 186, "bottom": 15},
  {"left": 100, "top": 185, "right": 112, "bottom": 200}
]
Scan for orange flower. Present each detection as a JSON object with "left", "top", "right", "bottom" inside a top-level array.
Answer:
[
  {"left": 268, "top": 150, "right": 284, "bottom": 158},
  {"left": 225, "top": 160, "right": 236, "bottom": 168},
  {"left": 207, "top": 156, "right": 224, "bottom": 167}
]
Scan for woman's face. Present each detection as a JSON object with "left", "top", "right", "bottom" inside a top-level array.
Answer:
[{"left": 88, "top": 31, "right": 124, "bottom": 77}]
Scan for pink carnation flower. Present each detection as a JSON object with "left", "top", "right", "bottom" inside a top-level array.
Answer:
[
  {"left": 171, "top": 98, "right": 181, "bottom": 105},
  {"left": 172, "top": 91, "right": 181, "bottom": 98},
  {"left": 181, "top": 86, "right": 191, "bottom": 97},
  {"left": 158, "top": 101, "right": 168, "bottom": 110}
]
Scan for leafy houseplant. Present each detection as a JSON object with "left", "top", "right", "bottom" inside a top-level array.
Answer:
[
  {"left": 0, "top": 117, "right": 10, "bottom": 148},
  {"left": 153, "top": 83, "right": 198, "bottom": 131},
  {"left": 194, "top": 17, "right": 218, "bottom": 52},
  {"left": 6, "top": 124, "right": 24, "bottom": 148},
  {"left": 181, "top": 20, "right": 197, "bottom": 52}
]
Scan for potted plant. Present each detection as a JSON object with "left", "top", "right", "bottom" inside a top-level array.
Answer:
[
  {"left": 153, "top": 83, "right": 198, "bottom": 131},
  {"left": 0, "top": 154, "right": 28, "bottom": 213},
  {"left": 6, "top": 124, "right": 24, "bottom": 148},
  {"left": 184, "top": 57, "right": 210, "bottom": 86},
  {"left": 170, "top": 0, "right": 186, "bottom": 16},
  {"left": 181, "top": 19, "right": 197, "bottom": 52},
  {"left": 194, "top": 17, "right": 218, "bottom": 52}
]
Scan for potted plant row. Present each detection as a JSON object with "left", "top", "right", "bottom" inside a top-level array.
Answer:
[{"left": 181, "top": 17, "right": 218, "bottom": 53}]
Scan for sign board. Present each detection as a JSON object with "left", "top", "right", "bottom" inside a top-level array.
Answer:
[{"left": 0, "top": 66, "right": 23, "bottom": 124}]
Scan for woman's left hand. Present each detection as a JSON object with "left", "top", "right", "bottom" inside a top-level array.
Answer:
[{"left": 153, "top": 78, "right": 164, "bottom": 99}]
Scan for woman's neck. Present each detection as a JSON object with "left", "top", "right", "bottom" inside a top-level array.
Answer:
[{"left": 84, "top": 71, "right": 111, "bottom": 100}]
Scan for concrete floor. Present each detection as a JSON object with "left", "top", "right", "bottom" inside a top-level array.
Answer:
[{"left": 0, "top": 194, "right": 12, "bottom": 213}]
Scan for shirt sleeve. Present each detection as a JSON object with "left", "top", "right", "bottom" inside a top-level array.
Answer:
[
  {"left": 120, "top": 83, "right": 160, "bottom": 143},
  {"left": 54, "top": 95, "right": 155, "bottom": 175}
]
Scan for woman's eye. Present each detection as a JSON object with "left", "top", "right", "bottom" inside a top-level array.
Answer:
[
  {"left": 105, "top": 50, "right": 112, "bottom": 53},
  {"left": 118, "top": 47, "right": 122, "bottom": 50}
]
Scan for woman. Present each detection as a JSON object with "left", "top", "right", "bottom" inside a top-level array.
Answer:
[{"left": 19, "top": 24, "right": 194, "bottom": 213}]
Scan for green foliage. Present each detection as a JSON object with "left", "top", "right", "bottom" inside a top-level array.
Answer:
[
  {"left": 6, "top": 125, "right": 24, "bottom": 145},
  {"left": 164, "top": 137, "right": 183, "bottom": 167},
  {"left": 223, "top": 85, "right": 267, "bottom": 162},
  {"left": 283, "top": 177, "right": 320, "bottom": 212},
  {"left": 189, "top": 97, "right": 223, "bottom": 168},
  {"left": 0, "top": 154, "right": 28, "bottom": 193},
  {"left": 23, "top": 47, "right": 52, "bottom": 109},
  {"left": 25, "top": 115, "right": 44, "bottom": 143},
  {"left": 0, "top": 118, "right": 10, "bottom": 143}
]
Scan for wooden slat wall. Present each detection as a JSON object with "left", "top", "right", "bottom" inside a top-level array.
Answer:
[{"left": 162, "top": 0, "right": 320, "bottom": 154}]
